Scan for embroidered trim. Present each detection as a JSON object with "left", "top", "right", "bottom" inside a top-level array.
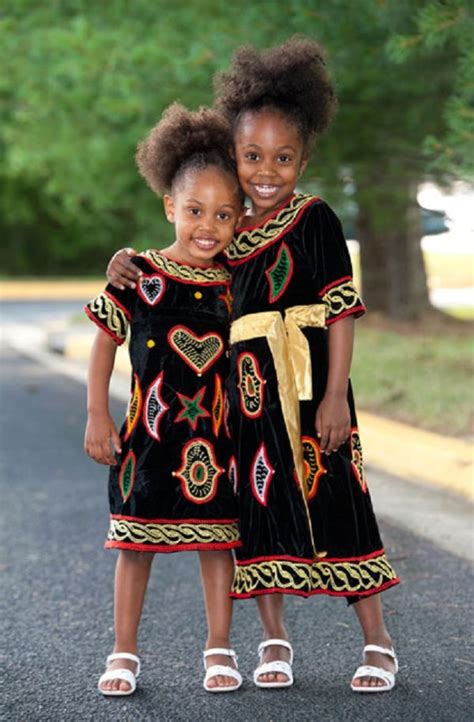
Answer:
[
  {"left": 350, "top": 427, "right": 367, "bottom": 492},
  {"left": 173, "top": 438, "right": 224, "bottom": 504},
  {"left": 231, "top": 552, "right": 399, "bottom": 597},
  {"left": 225, "top": 194, "right": 318, "bottom": 263},
  {"left": 266, "top": 242, "right": 294, "bottom": 303},
  {"left": 107, "top": 517, "right": 240, "bottom": 549},
  {"left": 118, "top": 450, "right": 136, "bottom": 503},
  {"left": 320, "top": 278, "right": 365, "bottom": 322},
  {"left": 228, "top": 455, "right": 238, "bottom": 495},
  {"left": 142, "top": 250, "right": 231, "bottom": 285},
  {"left": 237, "top": 352, "right": 265, "bottom": 419},
  {"left": 302, "top": 436, "right": 326, "bottom": 500},
  {"left": 142, "top": 371, "right": 169, "bottom": 441},
  {"left": 137, "top": 273, "right": 166, "bottom": 306},
  {"left": 250, "top": 443, "right": 274, "bottom": 506},
  {"left": 85, "top": 291, "right": 129, "bottom": 344},
  {"left": 174, "top": 387, "right": 210, "bottom": 430},
  {"left": 211, "top": 374, "right": 224, "bottom": 437},
  {"left": 124, "top": 374, "right": 142, "bottom": 441},
  {"left": 168, "top": 326, "right": 224, "bottom": 376}
]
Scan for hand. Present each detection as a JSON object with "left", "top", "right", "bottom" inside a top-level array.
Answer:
[
  {"left": 315, "top": 392, "right": 351, "bottom": 454},
  {"left": 106, "top": 248, "right": 141, "bottom": 290},
  {"left": 84, "top": 412, "right": 122, "bottom": 465}
]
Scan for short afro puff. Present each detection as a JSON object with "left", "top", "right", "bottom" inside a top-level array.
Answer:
[
  {"left": 214, "top": 36, "right": 337, "bottom": 147},
  {"left": 136, "top": 102, "right": 238, "bottom": 195}
]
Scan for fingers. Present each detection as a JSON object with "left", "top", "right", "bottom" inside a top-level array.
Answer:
[
  {"left": 107, "top": 248, "right": 142, "bottom": 290},
  {"left": 111, "top": 427, "right": 122, "bottom": 455},
  {"left": 85, "top": 437, "right": 118, "bottom": 466}
]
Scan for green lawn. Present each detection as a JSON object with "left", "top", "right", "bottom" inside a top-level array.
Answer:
[{"left": 352, "top": 321, "right": 474, "bottom": 438}]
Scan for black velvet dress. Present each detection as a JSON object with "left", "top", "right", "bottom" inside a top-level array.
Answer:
[
  {"left": 85, "top": 251, "right": 240, "bottom": 553},
  {"left": 225, "top": 194, "right": 399, "bottom": 599}
]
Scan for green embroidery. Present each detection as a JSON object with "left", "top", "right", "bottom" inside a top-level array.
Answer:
[
  {"left": 266, "top": 242, "right": 293, "bottom": 302},
  {"left": 175, "top": 387, "right": 210, "bottom": 430},
  {"left": 119, "top": 451, "right": 136, "bottom": 502}
]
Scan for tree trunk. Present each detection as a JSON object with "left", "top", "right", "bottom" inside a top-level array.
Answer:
[{"left": 355, "top": 180, "right": 432, "bottom": 320}]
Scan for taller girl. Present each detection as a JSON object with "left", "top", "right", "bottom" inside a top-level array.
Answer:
[{"left": 214, "top": 37, "right": 399, "bottom": 692}]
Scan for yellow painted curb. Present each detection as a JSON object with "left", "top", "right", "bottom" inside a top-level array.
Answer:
[
  {"left": 64, "top": 335, "right": 131, "bottom": 376},
  {"left": 0, "top": 279, "right": 103, "bottom": 300},
  {"left": 358, "top": 411, "right": 473, "bottom": 501}
]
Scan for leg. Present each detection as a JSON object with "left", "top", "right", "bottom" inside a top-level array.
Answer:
[
  {"left": 100, "top": 549, "right": 154, "bottom": 693},
  {"left": 255, "top": 593, "right": 291, "bottom": 684},
  {"left": 198, "top": 550, "right": 238, "bottom": 689},
  {"left": 351, "top": 593, "right": 396, "bottom": 689}
]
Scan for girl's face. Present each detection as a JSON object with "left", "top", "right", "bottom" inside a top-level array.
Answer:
[
  {"left": 163, "top": 167, "right": 243, "bottom": 266},
  {"left": 234, "top": 109, "right": 308, "bottom": 221}
]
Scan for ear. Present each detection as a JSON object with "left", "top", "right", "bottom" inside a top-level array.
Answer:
[
  {"left": 163, "top": 194, "right": 175, "bottom": 223},
  {"left": 299, "top": 156, "right": 309, "bottom": 177}
]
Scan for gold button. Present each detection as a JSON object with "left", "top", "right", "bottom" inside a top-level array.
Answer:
[
  {"left": 194, "top": 291, "right": 203, "bottom": 300},
  {"left": 147, "top": 339, "right": 155, "bottom": 348}
]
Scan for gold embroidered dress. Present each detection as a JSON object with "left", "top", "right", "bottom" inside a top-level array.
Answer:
[
  {"left": 225, "top": 194, "right": 399, "bottom": 598},
  {"left": 85, "top": 252, "right": 240, "bottom": 553}
]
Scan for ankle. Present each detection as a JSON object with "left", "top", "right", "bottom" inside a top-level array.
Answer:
[
  {"left": 363, "top": 631, "right": 392, "bottom": 648},
  {"left": 206, "top": 636, "right": 231, "bottom": 650}
]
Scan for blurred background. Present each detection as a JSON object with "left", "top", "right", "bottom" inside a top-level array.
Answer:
[{"left": 1, "top": 0, "right": 473, "bottom": 439}]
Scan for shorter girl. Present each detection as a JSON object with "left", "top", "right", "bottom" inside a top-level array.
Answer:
[{"left": 84, "top": 103, "right": 244, "bottom": 695}]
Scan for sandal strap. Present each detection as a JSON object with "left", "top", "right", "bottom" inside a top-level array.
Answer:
[
  {"left": 204, "top": 665, "right": 242, "bottom": 686},
  {"left": 353, "top": 664, "right": 395, "bottom": 686},
  {"left": 254, "top": 660, "right": 293, "bottom": 685},
  {"left": 106, "top": 652, "right": 140, "bottom": 677},
  {"left": 258, "top": 639, "right": 294, "bottom": 664},
  {"left": 98, "top": 667, "right": 137, "bottom": 690},
  {"left": 362, "top": 645, "right": 398, "bottom": 672},
  {"left": 203, "top": 648, "right": 237, "bottom": 663}
]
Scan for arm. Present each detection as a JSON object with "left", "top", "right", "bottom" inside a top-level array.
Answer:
[
  {"left": 84, "top": 329, "right": 122, "bottom": 465},
  {"left": 315, "top": 316, "right": 354, "bottom": 454},
  {"left": 107, "top": 248, "right": 142, "bottom": 290}
]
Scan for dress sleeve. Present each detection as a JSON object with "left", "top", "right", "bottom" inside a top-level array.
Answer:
[
  {"left": 303, "top": 200, "right": 366, "bottom": 325},
  {"left": 84, "top": 284, "right": 133, "bottom": 345}
]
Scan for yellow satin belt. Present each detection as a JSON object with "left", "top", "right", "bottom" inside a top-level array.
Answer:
[{"left": 230, "top": 304, "right": 327, "bottom": 558}]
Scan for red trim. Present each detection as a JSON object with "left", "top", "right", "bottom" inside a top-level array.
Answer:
[
  {"left": 326, "top": 305, "right": 366, "bottom": 325},
  {"left": 237, "top": 352, "right": 265, "bottom": 419},
  {"left": 83, "top": 305, "right": 125, "bottom": 345},
  {"left": 228, "top": 196, "right": 320, "bottom": 266},
  {"left": 104, "top": 289, "right": 131, "bottom": 320},
  {"left": 174, "top": 438, "right": 224, "bottom": 505},
  {"left": 266, "top": 241, "right": 294, "bottom": 304},
  {"left": 167, "top": 325, "right": 224, "bottom": 375},
  {"left": 110, "top": 513, "right": 239, "bottom": 524},
  {"left": 301, "top": 435, "right": 326, "bottom": 500},
  {"left": 235, "top": 548, "right": 390, "bottom": 565},
  {"left": 136, "top": 273, "right": 166, "bottom": 306},
  {"left": 106, "top": 540, "right": 242, "bottom": 553},
  {"left": 250, "top": 442, "right": 275, "bottom": 507},
  {"left": 230, "top": 577, "right": 400, "bottom": 600},
  {"left": 142, "top": 371, "right": 169, "bottom": 441},
  {"left": 318, "top": 275, "right": 354, "bottom": 298}
]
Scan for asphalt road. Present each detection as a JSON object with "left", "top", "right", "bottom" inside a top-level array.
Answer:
[{"left": 1, "top": 333, "right": 473, "bottom": 721}]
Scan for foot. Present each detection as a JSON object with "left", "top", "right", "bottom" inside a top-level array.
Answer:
[
  {"left": 204, "top": 648, "right": 241, "bottom": 691},
  {"left": 98, "top": 651, "right": 140, "bottom": 695},
  {"left": 254, "top": 639, "right": 293, "bottom": 687},
  {"left": 351, "top": 639, "right": 397, "bottom": 691}
]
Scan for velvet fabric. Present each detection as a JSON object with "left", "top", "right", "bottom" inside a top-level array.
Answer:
[
  {"left": 85, "top": 251, "right": 240, "bottom": 553},
  {"left": 225, "top": 194, "right": 400, "bottom": 598}
]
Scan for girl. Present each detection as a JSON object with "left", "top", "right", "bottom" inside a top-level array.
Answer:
[
  {"left": 107, "top": 37, "right": 400, "bottom": 694},
  {"left": 84, "top": 103, "right": 244, "bottom": 696}
]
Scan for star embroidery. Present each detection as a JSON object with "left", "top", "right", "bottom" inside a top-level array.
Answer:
[{"left": 174, "top": 387, "right": 210, "bottom": 430}]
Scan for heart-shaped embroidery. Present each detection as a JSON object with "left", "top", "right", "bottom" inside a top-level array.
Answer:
[
  {"left": 168, "top": 326, "right": 224, "bottom": 375},
  {"left": 137, "top": 274, "right": 166, "bottom": 306}
]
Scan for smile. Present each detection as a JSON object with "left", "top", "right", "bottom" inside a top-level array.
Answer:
[
  {"left": 193, "top": 237, "right": 219, "bottom": 250},
  {"left": 253, "top": 184, "right": 279, "bottom": 198}
]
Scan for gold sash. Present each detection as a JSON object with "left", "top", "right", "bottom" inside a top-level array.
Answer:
[{"left": 230, "top": 304, "right": 327, "bottom": 558}]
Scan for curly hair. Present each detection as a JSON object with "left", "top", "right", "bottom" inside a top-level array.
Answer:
[
  {"left": 214, "top": 36, "right": 337, "bottom": 148},
  {"left": 136, "top": 103, "right": 239, "bottom": 195}
]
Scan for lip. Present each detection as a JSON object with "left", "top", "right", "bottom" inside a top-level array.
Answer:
[
  {"left": 193, "top": 237, "right": 219, "bottom": 250},
  {"left": 252, "top": 184, "right": 280, "bottom": 198}
]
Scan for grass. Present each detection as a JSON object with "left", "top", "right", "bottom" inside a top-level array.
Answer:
[{"left": 352, "top": 319, "right": 474, "bottom": 438}]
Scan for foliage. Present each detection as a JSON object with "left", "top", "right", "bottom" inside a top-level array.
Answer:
[{"left": 0, "top": 0, "right": 471, "bottom": 276}]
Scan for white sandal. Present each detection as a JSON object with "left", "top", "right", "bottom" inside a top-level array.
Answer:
[
  {"left": 253, "top": 639, "right": 294, "bottom": 688},
  {"left": 203, "top": 648, "right": 242, "bottom": 693},
  {"left": 351, "top": 644, "right": 398, "bottom": 693},
  {"left": 98, "top": 652, "right": 141, "bottom": 696}
]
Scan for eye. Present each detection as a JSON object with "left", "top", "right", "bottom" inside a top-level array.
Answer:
[
  {"left": 217, "top": 212, "right": 230, "bottom": 221},
  {"left": 277, "top": 155, "right": 291, "bottom": 163},
  {"left": 188, "top": 208, "right": 201, "bottom": 216},
  {"left": 245, "top": 152, "right": 259, "bottom": 161}
]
